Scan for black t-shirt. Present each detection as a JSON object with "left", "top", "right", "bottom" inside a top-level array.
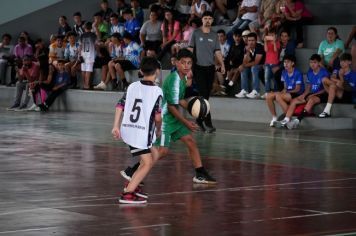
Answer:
[
  {"left": 227, "top": 41, "right": 245, "bottom": 67},
  {"left": 245, "top": 43, "right": 265, "bottom": 65}
]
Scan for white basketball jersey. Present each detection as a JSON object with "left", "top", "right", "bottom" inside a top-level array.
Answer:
[{"left": 121, "top": 81, "right": 163, "bottom": 149}]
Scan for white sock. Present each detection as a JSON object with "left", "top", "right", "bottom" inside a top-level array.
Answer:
[
  {"left": 283, "top": 117, "right": 290, "bottom": 123},
  {"left": 272, "top": 116, "right": 277, "bottom": 121},
  {"left": 323, "top": 103, "right": 332, "bottom": 114}
]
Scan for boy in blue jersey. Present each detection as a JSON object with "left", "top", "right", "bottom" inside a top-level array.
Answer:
[
  {"left": 279, "top": 54, "right": 329, "bottom": 129},
  {"left": 319, "top": 53, "right": 356, "bottom": 117},
  {"left": 266, "top": 55, "right": 304, "bottom": 127}
]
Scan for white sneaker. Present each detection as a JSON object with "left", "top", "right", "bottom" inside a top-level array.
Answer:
[
  {"left": 26, "top": 104, "right": 38, "bottom": 111},
  {"left": 235, "top": 89, "right": 247, "bottom": 98},
  {"left": 228, "top": 80, "right": 234, "bottom": 86},
  {"left": 269, "top": 119, "right": 277, "bottom": 127},
  {"left": 246, "top": 90, "right": 260, "bottom": 99},
  {"left": 286, "top": 118, "right": 300, "bottom": 130},
  {"left": 261, "top": 93, "right": 267, "bottom": 99},
  {"left": 94, "top": 82, "right": 107, "bottom": 90}
]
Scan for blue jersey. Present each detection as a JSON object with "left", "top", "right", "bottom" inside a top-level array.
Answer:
[
  {"left": 307, "top": 67, "right": 329, "bottom": 93},
  {"left": 124, "top": 18, "right": 141, "bottom": 40},
  {"left": 334, "top": 69, "right": 356, "bottom": 91},
  {"left": 281, "top": 68, "right": 305, "bottom": 94},
  {"left": 54, "top": 72, "right": 70, "bottom": 86}
]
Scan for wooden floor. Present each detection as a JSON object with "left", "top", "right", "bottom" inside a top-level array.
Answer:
[{"left": 0, "top": 109, "right": 356, "bottom": 235}]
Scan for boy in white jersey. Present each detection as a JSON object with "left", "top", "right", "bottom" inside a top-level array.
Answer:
[{"left": 112, "top": 57, "right": 163, "bottom": 204}]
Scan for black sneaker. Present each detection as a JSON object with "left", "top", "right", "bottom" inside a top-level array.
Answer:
[
  {"left": 193, "top": 170, "right": 217, "bottom": 184},
  {"left": 120, "top": 167, "right": 133, "bottom": 181},
  {"left": 196, "top": 120, "right": 206, "bottom": 132},
  {"left": 119, "top": 192, "right": 147, "bottom": 204}
]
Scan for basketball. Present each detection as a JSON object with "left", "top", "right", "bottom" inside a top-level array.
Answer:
[{"left": 187, "top": 96, "right": 210, "bottom": 119}]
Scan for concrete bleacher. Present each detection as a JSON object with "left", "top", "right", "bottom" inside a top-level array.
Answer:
[{"left": 0, "top": 85, "right": 355, "bottom": 130}]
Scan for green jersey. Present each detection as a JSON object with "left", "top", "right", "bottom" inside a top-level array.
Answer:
[{"left": 161, "top": 71, "right": 187, "bottom": 130}]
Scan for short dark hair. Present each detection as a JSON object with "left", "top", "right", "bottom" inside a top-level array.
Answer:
[
  {"left": 122, "top": 31, "right": 133, "bottom": 40},
  {"left": 2, "top": 33, "right": 12, "bottom": 40},
  {"left": 201, "top": 11, "right": 214, "bottom": 18},
  {"left": 84, "top": 21, "right": 92, "bottom": 30},
  {"left": 66, "top": 31, "right": 76, "bottom": 38},
  {"left": 280, "top": 29, "right": 290, "bottom": 36},
  {"left": 310, "top": 54, "right": 322, "bottom": 62},
  {"left": 340, "top": 53, "right": 352, "bottom": 62},
  {"left": 247, "top": 32, "right": 258, "bottom": 40},
  {"left": 177, "top": 48, "right": 193, "bottom": 60},
  {"left": 59, "top": 15, "right": 67, "bottom": 20},
  {"left": 111, "top": 32, "right": 121, "bottom": 40},
  {"left": 94, "top": 12, "right": 102, "bottom": 17},
  {"left": 233, "top": 29, "right": 243, "bottom": 36},
  {"left": 140, "top": 56, "right": 161, "bottom": 76},
  {"left": 217, "top": 29, "right": 226, "bottom": 35},
  {"left": 73, "top": 11, "right": 82, "bottom": 17},
  {"left": 122, "top": 8, "right": 133, "bottom": 15},
  {"left": 110, "top": 13, "right": 119, "bottom": 19},
  {"left": 283, "top": 54, "right": 296, "bottom": 63}
]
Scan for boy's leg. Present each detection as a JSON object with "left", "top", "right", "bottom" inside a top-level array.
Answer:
[
  {"left": 180, "top": 134, "right": 202, "bottom": 168},
  {"left": 276, "top": 93, "right": 292, "bottom": 113}
]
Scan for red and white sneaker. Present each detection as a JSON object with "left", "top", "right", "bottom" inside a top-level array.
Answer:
[
  {"left": 119, "top": 192, "right": 147, "bottom": 204},
  {"left": 124, "top": 183, "right": 148, "bottom": 199}
]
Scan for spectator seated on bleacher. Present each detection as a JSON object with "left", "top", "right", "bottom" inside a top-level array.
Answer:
[
  {"left": 235, "top": 32, "right": 265, "bottom": 99},
  {"left": 109, "top": 13, "right": 125, "bottom": 38},
  {"left": 282, "top": 0, "right": 312, "bottom": 48},
  {"left": 215, "top": 0, "right": 239, "bottom": 25},
  {"left": 318, "top": 27, "right": 345, "bottom": 73},
  {"left": 72, "top": 12, "right": 86, "bottom": 37},
  {"left": 0, "top": 33, "right": 14, "bottom": 85},
  {"left": 99, "top": 0, "right": 114, "bottom": 24},
  {"left": 33, "top": 38, "right": 49, "bottom": 83},
  {"left": 122, "top": 8, "right": 141, "bottom": 43},
  {"left": 49, "top": 35, "right": 65, "bottom": 68},
  {"left": 131, "top": 0, "right": 144, "bottom": 26},
  {"left": 230, "top": 0, "right": 259, "bottom": 31},
  {"left": 157, "top": 8, "right": 181, "bottom": 60},
  {"left": 345, "top": 26, "right": 356, "bottom": 71},
  {"left": 7, "top": 55, "right": 40, "bottom": 111},
  {"left": 266, "top": 54, "right": 304, "bottom": 127},
  {"left": 319, "top": 53, "right": 356, "bottom": 118},
  {"left": 38, "top": 60, "right": 70, "bottom": 112},
  {"left": 189, "top": 0, "right": 212, "bottom": 23},
  {"left": 139, "top": 8, "right": 162, "bottom": 57},
  {"left": 171, "top": 18, "right": 197, "bottom": 56},
  {"left": 64, "top": 32, "right": 80, "bottom": 88},
  {"left": 108, "top": 31, "right": 143, "bottom": 91},
  {"left": 278, "top": 54, "right": 329, "bottom": 129},
  {"left": 58, "top": 15, "right": 72, "bottom": 37},
  {"left": 116, "top": 0, "right": 130, "bottom": 18},
  {"left": 93, "top": 12, "right": 110, "bottom": 42}
]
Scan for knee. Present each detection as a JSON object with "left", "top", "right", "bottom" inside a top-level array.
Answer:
[{"left": 266, "top": 93, "right": 275, "bottom": 101}]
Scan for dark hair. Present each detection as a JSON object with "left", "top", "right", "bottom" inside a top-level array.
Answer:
[
  {"left": 66, "top": 31, "right": 76, "bottom": 38},
  {"left": 283, "top": 54, "right": 296, "bottom": 63},
  {"left": 23, "top": 54, "right": 33, "bottom": 61},
  {"left": 110, "top": 13, "right": 119, "bottom": 19},
  {"left": 73, "top": 11, "right": 82, "bottom": 17},
  {"left": 57, "top": 59, "right": 66, "bottom": 64},
  {"left": 56, "top": 35, "right": 64, "bottom": 40},
  {"left": 217, "top": 29, "right": 226, "bottom": 35},
  {"left": 310, "top": 54, "right": 322, "bottom": 62},
  {"left": 18, "top": 36, "right": 26, "bottom": 42},
  {"left": 122, "top": 8, "right": 133, "bottom": 15},
  {"left": 340, "top": 53, "right": 352, "bottom": 62},
  {"left": 177, "top": 48, "right": 193, "bottom": 60},
  {"left": 84, "top": 22, "right": 93, "bottom": 30},
  {"left": 111, "top": 32, "right": 121, "bottom": 40},
  {"left": 201, "top": 11, "right": 214, "bottom": 18},
  {"left": 163, "top": 9, "right": 176, "bottom": 38},
  {"left": 140, "top": 56, "right": 161, "bottom": 75},
  {"left": 59, "top": 15, "right": 67, "bottom": 21},
  {"left": 233, "top": 29, "right": 243, "bottom": 36},
  {"left": 327, "top": 26, "right": 340, "bottom": 39},
  {"left": 2, "top": 33, "right": 12, "bottom": 40},
  {"left": 94, "top": 12, "right": 102, "bottom": 17},
  {"left": 122, "top": 31, "right": 133, "bottom": 40},
  {"left": 280, "top": 29, "right": 290, "bottom": 36},
  {"left": 247, "top": 32, "right": 258, "bottom": 40},
  {"left": 101, "top": 0, "right": 108, "bottom": 3}
]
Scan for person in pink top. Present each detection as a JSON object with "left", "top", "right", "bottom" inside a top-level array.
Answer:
[
  {"left": 157, "top": 8, "right": 181, "bottom": 60},
  {"left": 171, "top": 19, "right": 196, "bottom": 55},
  {"left": 13, "top": 36, "right": 33, "bottom": 63},
  {"left": 283, "top": 0, "right": 312, "bottom": 48},
  {"left": 263, "top": 29, "right": 281, "bottom": 98}
]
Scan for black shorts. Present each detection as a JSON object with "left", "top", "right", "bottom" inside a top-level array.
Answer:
[
  {"left": 94, "top": 56, "right": 111, "bottom": 68},
  {"left": 144, "top": 40, "right": 162, "bottom": 53},
  {"left": 290, "top": 93, "right": 300, "bottom": 99},
  {"left": 227, "top": 0, "right": 238, "bottom": 8},
  {"left": 305, "top": 92, "right": 328, "bottom": 103},
  {"left": 129, "top": 146, "right": 151, "bottom": 157},
  {"left": 115, "top": 60, "right": 137, "bottom": 70},
  {"left": 335, "top": 91, "right": 355, "bottom": 103}
]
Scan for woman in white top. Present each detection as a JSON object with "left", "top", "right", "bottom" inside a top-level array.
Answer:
[{"left": 190, "top": 0, "right": 212, "bottom": 22}]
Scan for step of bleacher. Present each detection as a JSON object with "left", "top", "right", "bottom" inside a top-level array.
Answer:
[{"left": 1, "top": 86, "right": 354, "bottom": 130}]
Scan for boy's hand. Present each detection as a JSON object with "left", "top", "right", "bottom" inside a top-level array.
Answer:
[
  {"left": 112, "top": 127, "right": 121, "bottom": 140},
  {"left": 156, "top": 129, "right": 161, "bottom": 138},
  {"left": 186, "top": 121, "right": 199, "bottom": 132}
]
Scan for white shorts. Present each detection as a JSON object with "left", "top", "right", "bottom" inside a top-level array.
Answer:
[{"left": 81, "top": 62, "right": 94, "bottom": 72}]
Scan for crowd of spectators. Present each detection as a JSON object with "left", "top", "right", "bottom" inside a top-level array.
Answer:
[{"left": 0, "top": 0, "right": 355, "bottom": 128}]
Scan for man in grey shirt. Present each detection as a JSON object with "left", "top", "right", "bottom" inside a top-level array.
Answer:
[{"left": 188, "top": 11, "right": 225, "bottom": 133}]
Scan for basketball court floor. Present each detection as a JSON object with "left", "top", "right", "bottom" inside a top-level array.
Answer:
[{"left": 0, "top": 109, "right": 355, "bottom": 235}]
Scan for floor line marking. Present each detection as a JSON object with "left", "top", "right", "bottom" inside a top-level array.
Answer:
[
  {"left": 219, "top": 130, "right": 356, "bottom": 146},
  {"left": 120, "top": 223, "right": 170, "bottom": 231},
  {"left": 0, "top": 227, "right": 58, "bottom": 235},
  {"left": 232, "top": 211, "right": 350, "bottom": 224}
]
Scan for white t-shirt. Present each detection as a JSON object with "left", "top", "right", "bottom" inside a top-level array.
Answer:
[
  {"left": 192, "top": 0, "right": 212, "bottom": 15},
  {"left": 121, "top": 81, "right": 163, "bottom": 149},
  {"left": 241, "top": 0, "right": 260, "bottom": 21}
]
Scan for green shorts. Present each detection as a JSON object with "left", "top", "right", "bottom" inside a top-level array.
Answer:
[{"left": 154, "top": 121, "right": 191, "bottom": 147}]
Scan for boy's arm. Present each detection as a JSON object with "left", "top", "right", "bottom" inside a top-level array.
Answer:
[{"left": 112, "top": 107, "right": 123, "bottom": 140}]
